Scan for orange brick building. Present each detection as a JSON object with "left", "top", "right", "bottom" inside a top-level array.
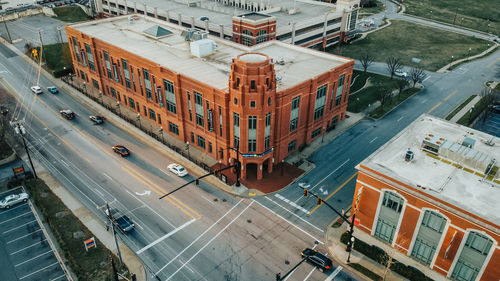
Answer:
[
  {"left": 352, "top": 115, "right": 500, "bottom": 281},
  {"left": 232, "top": 13, "right": 276, "bottom": 46},
  {"left": 66, "top": 15, "right": 353, "bottom": 180}
]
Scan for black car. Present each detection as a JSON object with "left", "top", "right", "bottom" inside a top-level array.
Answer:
[
  {"left": 112, "top": 145, "right": 130, "bottom": 157},
  {"left": 301, "top": 248, "right": 333, "bottom": 272},
  {"left": 60, "top": 109, "right": 76, "bottom": 119},
  {"left": 89, "top": 115, "right": 104, "bottom": 124}
]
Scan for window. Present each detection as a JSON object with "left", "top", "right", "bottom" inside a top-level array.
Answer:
[
  {"left": 265, "top": 113, "right": 271, "bottom": 127},
  {"left": 163, "top": 79, "right": 176, "bottom": 114},
  {"left": 92, "top": 79, "right": 99, "bottom": 89},
  {"left": 143, "top": 106, "right": 147, "bottom": 116},
  {"left": 103, "top": 51, "right": 112, "bottom": 79},
  {"left": 233, "top": 112, "right": 240, "bottom": 148},
  {"left": 335, "top": 75, "right": 345, "bottom": 106},
  {"left": 234, "top": 136, "right": 240, "bottom": 149},
  {"left": 288, "top": 140, "right": 296, "bottom": 152},
  {"left": 382, "top": 192, "right": 404, "bottom": 213},
  {"left": 465, "top": 232, "right": 493, "bottom": 255},
  {"left": 290, "top": 96, "right": 300, "bottom": 132},
  {"left": 188, "top": 93, "right": 192, "bottom": 121},
  {"left": 80, "top": 70, "right": 85, "bottom": 81},
  {"left": 314, "top": 84, "right": 327, "bottom": 120},
  {"left": 268, "top": 97, "right": 271, "bottom": 106},
  {"left": 191, "top": 132, "right": 195, "bottom": 143},
  {"left": 149, "top": 108, "right": 156, "bottom": 121},
  {"left": 250, "top": 101, "right": 256, "bottom": 108},
  {"left": 256, "top": 30, "right": 267, "bottom": 44},
  {"left": 219, "top": 106, "right": 223, "bottom": 136},
  {"left": 130, "top": 66, "right": 136, "bottom": 91},
  {"left": 168, "top": 122, "right": 179, "bottom": 135},
  {"left": 128, "top": 97, "right": 135, "bottom": 109},
  {"left": 311, "top": 128, "right": 321, "bottom": 138},
  {"left": 84, "top": 44, "right": 95, "bottom": 71},
  {"left": 72, "top": 37, "right": 80, "bottom": 62},
  {"left": 233, "top": 113, "right": 240, "bottom": 127},
  {"left": 208, "top": 142, "right": 212, "bottom": 153},
  {"left": 122, "top": 59, "right": 131, "bottom": 89},
  {"left": 143, "top": 69, "right": 152, "bottom": 99},
  {"left": 157, "top": 113, "right": 162, "bottom": 124},
  {"left": 242, "top": 29, "right": 253, "bottom": 46},
  {"left": 248, "top": 116, "right": 257, "bottom": 152},
  {"left": 194, "top": 92, "right": 204, "bottom": 127},
  {"left": 265, "top": 136, "right": 270, "bottom": 150},
  {"left": 112, "top": 64, "right": 120, "bottom": 83},
  {"left": 234, "top": 98, "right": 238, "bottom": 105},
  {"left": 248, "top": 139, "right": 256, "bottom": 152},
  {"left": 451, "top": 231, "right": 493, "bottom": 281},
  {"left": 248, "top": 116, "right": 257, "bottom": 130},
  {"left": 110, "top": 87, "right": 117, "bottom": 98},
  {"left": 197, "top": 136, "right": 206, "bottom": 149},
  {"left": 265, "top": 113, "right": 271, "bottom": 150},
  {"left": 250, "top": 80, "right": 256, "bottom": 90}
]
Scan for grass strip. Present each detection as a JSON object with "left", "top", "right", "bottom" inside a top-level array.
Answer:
[
  {"left": 347, "top": 263, "right": 382, "bottom": 281},
  {"left": 53, "top": 5, "right": 91, "bottom": 23},
  {"left": 369, "top": 87, "right": 420, "bottom": 119},
  {"left": 457, "top": 96, "right": 488, "bottom": 126},
  {"left": 446, "top": 95, "right": 476, "bottom": 120}
]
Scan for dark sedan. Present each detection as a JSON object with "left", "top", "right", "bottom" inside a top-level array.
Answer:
[{"left": 112, "top": 145, "right": 130, "bottom": 157}]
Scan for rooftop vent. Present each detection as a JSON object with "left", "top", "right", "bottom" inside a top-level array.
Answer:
[
  {"left": 276, "top": 57, "right": 285, "bottom": 65},
  {"left": 462, "top": 137, "right": 476, "bottom": 148},
  {"left": 405, "top": 150, "right": 414, "bottom": 162},
  {"left": 143, "top": 25, "right": 173, "bottom": 39},
  {"left": 190, "top": 39, "right": 217, "bottom": 58},
  {"left": 421, "top": 135, "right": 444, "bottom": 155},
  {"left": 182, "top": 28, "right": 208, "bottom": 42}
]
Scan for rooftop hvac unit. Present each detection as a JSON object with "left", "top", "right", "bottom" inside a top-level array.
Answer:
[
  {"left": 190, "top": 39, "right": 217, "bottom": 57},
  {"left": 182, "top": 28, "right": 208, "bottom": 42},
  {"left": 405, "top": 150, "right": 414, "bottom": 162},
  {"left": 421, "top": 135, "right": 443, "bottom": 155},
  {"left": 462, "top": 137, "right": 476, "bottom": 148}
]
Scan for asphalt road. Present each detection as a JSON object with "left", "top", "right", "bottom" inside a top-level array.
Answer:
[{"left": 0, "top": 41, "right": 351, "bottom": 281}]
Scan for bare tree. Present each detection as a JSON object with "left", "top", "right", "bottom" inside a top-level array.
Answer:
[
  {"left": 24, "top": 42, "right": 33, "bottom": 55},
  {"left": 386, "top": 56, "right": 402, "bottom": 79},
  {"left": 378, "top": 86, "right": 393, "bottom": 108},
  {"left": 360, "top": 52, "right": 374, "bottom": 73},
  {"left": 396, "top": 77, "right": 409, "bottom": 99},
  {"left": 409, "top": 66, "right": 426, "bottom": 87}
]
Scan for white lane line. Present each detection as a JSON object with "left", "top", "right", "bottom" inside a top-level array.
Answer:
[
  {"left": 50, "top": 274, "right": 66, "bottom": 281},
  {"left": 103, "top": 172, "right": 113, "bottom": 181},
  {"left": 134, "top": 222, "right": 144, "bottom": 230},
  {"left": 7, "top": 229, "right": 42, "bottom": 244},
  {"left": 59, "top": 159, "right": 69, "bottom": 167},
  {"left": 200, "top": 195, "right": 215, "bottom": 205},
  {"left": 93, "top": 188, "right": 104, "bottom": 198},
  {"left": 10, "top": 239, "right": 47, "bottom": 255},
  {"left": 0, "top": 211, "right": 31, "bottom": 224},
  {"left": 160, "top": 168, "right": 169, "bottom": 175},
  {"left": 19, "top": 261, "right": 59, "bottom": 280},
  {"left": 422, "top": 75, "right": 431, "bottom": 82},
  {"left": 369, "top": 137, "right": 378, "bottom": 144},
  {"left": 325, "top": 266, "right": 343, "bottom": 281},
  {"left": 3, "top": 220, "right": 37, "bottom": 234},
  {"left": 166, "top": 201, "right": 254, "bottom": 281},
  {"left": 421, "top": 98, "right": 428, "bottom": 104},
  {"left": 302, "top": 267, "right": 316, "bottom": 281},
  {"left": 155, "top": 199, "right": 244, "bottom": 276},
  {"left": 136, "top": 218, "right": 196, "bottom": 254},
  {"left": 254, "top": 200, "right": 324, "bottom": 244},
  {"left": 275, "top": 194, "right": 309, "bottom": 214},
  {"left": 397, "top": 116, "right": 405, "bottom": 122},
  {"left": 266, "top": 197, "right": 324, "bottom": 233},
  {"left": 15, "top": 250, "right": 52, "bottom": 267},
  {"left": 125, "top": 190, "right": 175, "bottom": 228}
]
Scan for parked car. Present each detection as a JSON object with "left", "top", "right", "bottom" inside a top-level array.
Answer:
[
  {"left": 60, "top": 109, "right": 76, "bottom": 119},
  {"left": 394, "top": 69, "right": 408, "bottom": 78},
  {"left": 112, "top": 145, "right": 130, "bottom": 157},
  {"left": 47, "top": 86, "right": 58, "bottom": 94},
  {"left": 200, "top": 16, "right": 209, "bottom": 21},
  {"left": 105, "top": 208, "right": 134, "bottom": 233},
  {"left": 168, "top": 163, "right": 188, "bottom": 177},
  {"left": 89, "top": 115, "right": 104, "bottom": 124},
  {"left": 0, "top": 192, "right": 29, "bottom": 209},
  {"left": 301, "top": 248, "right": 333, "bottom": 272},
  {"left": 31, "top": 85, "right": 42, "bottom": 94}
]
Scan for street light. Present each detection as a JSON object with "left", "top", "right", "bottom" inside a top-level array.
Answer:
[
  {"left": 468, "top": 47, "right": 472, "bottom": 57},
  {"left": 356, "top": 97, "right": 360, "bottom": 112},
  {"left": 450, "top": 55, "right": 454, "bottom": 64},
  {"left": 186, "top": 141, "right": 190, "bottom": 160},
  {"left": 116, "top": 101, "right": 120, "bottom": 115},
  {"left": 347, "top": 237, "right": 355, "bottom": 263},
  {"left": 98, "top": 91, "right": 103, "bottom": 104},
  {"left": 14, "top": 122, "right": 37, "bottom": 179},
  {"left": 159, "top": 127, "right": 164, "bottom": 142},
  {"left": 469, "top": 106, "right": 474, "bottom": 124},
  {"left": 136, "top": 113, "right": 141, "bottom": 129}
]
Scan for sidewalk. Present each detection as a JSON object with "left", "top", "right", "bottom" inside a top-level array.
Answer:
[
  {"left": 326, "top": 221, "right": 447, "bottom": 281},
  {"left": 449, "top": 95, "right": 481, "bottom": 123}
]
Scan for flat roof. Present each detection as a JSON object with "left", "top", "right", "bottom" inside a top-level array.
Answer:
[
  {"left": 360, "top": 115, "right": 500, "bottom": 227},
  {"left": 236, "top": 13, "right": 273, "bottom": 21},
  {"left": 106, "top": 0, "right": 343, "bottom": 34},
  {"left": 70, "top": 15, "right": 352, "bottom": 91}
]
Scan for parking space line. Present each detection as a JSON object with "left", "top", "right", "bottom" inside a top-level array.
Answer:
[
  {"left": 3, "top": 220, "right": 37, "bottom": 234},
  {"left": 19, "top": 261, "right": 59, "bottom": 280},
  {"left": 7, "top": 229, "right": 42, "bottom": 244},
  {"left": 0, "top": 211, "right": 31, "bottom": 225},
  {"left": 0, "top": 202, "right": 27, "bottom": 213},
  {"left": 50, "top": 274, "right": 66, "bottom": 281},
  {"left": 10, "top": 239, "right": 47, "bottom": 255},
  {"left": 15, "top": 250, "right": 52, "bottom": 267}
]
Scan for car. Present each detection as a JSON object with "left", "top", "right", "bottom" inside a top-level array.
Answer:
[
  {"left": 105, "top": 208, "right": 134, "bottom": 233},
  {"left": 0, "top": 105, "right": 8, "bottom": 116},
  {"left": 394, "top": 69, "right": 408, "bottom": 78},
  {"left": 0, "top": 192, "right": 29, "bottom": 209},
  {"left": 168, "top": 163, "right": 188, "bottom": 177},
  {"left": 60, "top": 109, "right": 76, "bottom": 119},
  {"left": 301, "top": 248, "right": 333, "bottom": 272},
  {"left": 489, "top": 105, "right": 500, "bottom": 114},
  {"left": 200, "top": 16, "right": 209, "bottom": 21},
  {"left": 47, "top": 86, "right": 58, "bottom": 94},
  {"left": 89, "top": 115, "right": 104, "bottom": 124},
  {"left": 31, "top": 86, "right": 42, "bottom": 94},
  {"left": 112, "top": 145, "right": 130, "bottom": 157}
]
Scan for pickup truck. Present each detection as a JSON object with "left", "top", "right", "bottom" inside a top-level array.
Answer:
[{"left": 106, "top": 208, "right": 135, "bottom": 233}]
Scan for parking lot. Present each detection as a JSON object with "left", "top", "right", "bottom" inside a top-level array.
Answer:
[
  {"left": 474, "top": 111, "right": 500, "bottom": 138},
  {"left": 0, "top": 187, "right": 69, "bottom": 281}
]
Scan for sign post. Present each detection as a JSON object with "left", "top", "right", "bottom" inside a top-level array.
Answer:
[{"left": 84, "top": 237, "right": 96, "bottom": 251}]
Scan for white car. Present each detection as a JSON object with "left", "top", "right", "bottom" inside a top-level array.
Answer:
[
  {"left": 394, "top": 69, "right": 408, "bottom": 78},
  {"left": 0, "top": 192, "right": 29, "bottom": 208},
  {"left": 168, "top": 163, "right": 188, "bottom": 177},
  {"left": 31, "top": 86, "right": 42, "bottom": 94}
]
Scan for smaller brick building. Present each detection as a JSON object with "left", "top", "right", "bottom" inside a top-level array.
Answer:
[
  {"left": 232, "top": 13, "right": 276, "bottom": 46},
  {"left": 352, "top": 115, "right": 500, "bottom": 281}
]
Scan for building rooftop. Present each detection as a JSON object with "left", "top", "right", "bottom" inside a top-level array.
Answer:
[
  {"left": 236, "top": 13, "right": 273, "bottom": 21},
  {"left": 70, "top": 15, "right": 352, "bottom": 91},
  {"left": 360, "top": 115, "right": 500, "bottom": 227}
]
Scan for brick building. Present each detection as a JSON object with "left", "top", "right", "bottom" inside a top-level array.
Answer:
[
  {"left": 352, "top": 115, "right": 500, "bottom": 281},
  {"left": 66, "top": 15, "right": 354, "bottom": 180},
  {"left": 232, "top": 13, "right": 276, "bottom": 46}
]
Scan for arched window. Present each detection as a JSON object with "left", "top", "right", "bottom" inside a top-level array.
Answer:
[
  {"left": 374, "top": 191, "right": 405, "bottom": 243},
  {"left": 256, "top": 30, "right": 268, "bottom": 44},
  {"left": 451, "top": 231, "right": 494, "bottom": 281},
  {"left": 242, "top": 29, "right": 253, "bottom": 46},
  {"left": 411, "top": 210, "right": 447, "bottom": 265}
]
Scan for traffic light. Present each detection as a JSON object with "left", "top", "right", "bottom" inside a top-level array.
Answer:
[
  {"left": 276, "top": 273, "right": 281, "bottom": 281},
  {"left": 303, "top": 189, "right": 308, "bottom": 197},
  {"left": 317, "top": 197, "right": 322, "bottom": 206},
  {"left": 195, "top": 178, "right": 199, "bottom": 185}
]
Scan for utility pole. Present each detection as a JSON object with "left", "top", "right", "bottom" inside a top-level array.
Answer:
[
  {"left": 2, "top": 16, "right": 12, "bottom": 43},
  {"left": 14, "top": 122, "right": 37, "bottom": 179},
  {"left": 106, "top": 203, "right": 123, "bottom": 265},
  {"left": 37, "top": 30, "right": 44, "bottom": 86}
]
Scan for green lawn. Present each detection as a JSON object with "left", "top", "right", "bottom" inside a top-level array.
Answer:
[
  {"left": 359, "top": 0, "right": 384, "bottom": 19},
  {"left": 369, "top": 87, "right": 420, "bottom": 119},
  {"left": 37, "top": 43, "right": 73, "bottom": 76},
  {"left": 329, "top": 20, "right": 491, "bottom": 71},
  {"left": 53, "top": 5, "right": 91, "bottom": 23},
  {"left": 348, "top": 70, "right": 399, "bottom": 113},
  {"left": 404, "top": 0, "right": 500, "bottom": 36}
]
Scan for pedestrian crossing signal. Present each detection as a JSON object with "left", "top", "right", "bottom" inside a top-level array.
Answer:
[
  {"left": 303, "top": 189, "right": 308, "bottom": 197},
  {"left": 317, "top": 197, "right": 322, "bottom": 206}
]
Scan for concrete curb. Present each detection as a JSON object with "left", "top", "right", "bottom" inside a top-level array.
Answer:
[
  {"left": 0, "top": 150, "right": 17, "bottom": 165},
  {"left": 368, "top": 86, "right": 423, "bottom": 120},
  {"left": 437, "top": 43, "right": 499, "bottom": 73}
]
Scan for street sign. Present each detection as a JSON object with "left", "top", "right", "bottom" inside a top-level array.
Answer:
[
  {"left": 354, "top": 218, "right": 360, "bottom": 226},
  {"left": 12, "top": 166, "right": 24, "bottom": 174},
  {"left": 84, "top": 237, "right": 96, "bottom": 251}
]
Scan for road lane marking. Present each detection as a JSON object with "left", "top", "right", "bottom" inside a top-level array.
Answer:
[
  {"left": 165, "top": 201, "right": 254, "bottom": 280},
  {"left": 325, "top": 266, "right": 343, "bottom": 281},
  {"left": 19, "top": 261, "right": 59, "bottom": 280},
  {"left": 369, "top": 137, "right": 378, "bottom": 143},
  {"left": 155, "top": 199, "right": 244, "bottom": 276},
  {"left": 444, "top": 90, "right": 457, "bottom": 101},
  {"left": 200, "top": 195, "right": 215, "bottom": 204},
  {"left": 124, "top": 189, "right": 175, "bottom": 228},
  {"left": 265, "top": 197, "right": 323, "bottom": 232},
  {"left": 427, "top": 102, "right": 442, "bottom": 114},
  {"left": 420, "top": 98, "right": 428, "bottom": 104},
  {"left": 254, "top": 199, "right": 324, "bottom": 244},
  {"left": 93, "top": 188, "right": 104, "bottom": 198},
  {"left": 136, "top": 218, "right": 196, "bottom": 254},
  {"left": 275, "top": 194, "right": 310, "bottom": 214},
  {"left": 10, "top": 239, "right": 47, "bottom": 255},
  {"left": 487, "top": 56, "right": 500, "bottom": 68},
  {"left": 309, "top": 172, "right": 358, "bottom": 215},
  {"left": 397, "top": 116, "right": 405, "bottom": 122},
  {"left": 15, "top": 250, "right": 52, "bottom": 267},
  {"left": 422, "top": 75, "right": 431, "bottom": 82},
  {"left": 103, "top": 173, "right": 113, "bottom": 181},
  {"left": 303, "top": 266, "right": 317, "bottom": 280}
]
